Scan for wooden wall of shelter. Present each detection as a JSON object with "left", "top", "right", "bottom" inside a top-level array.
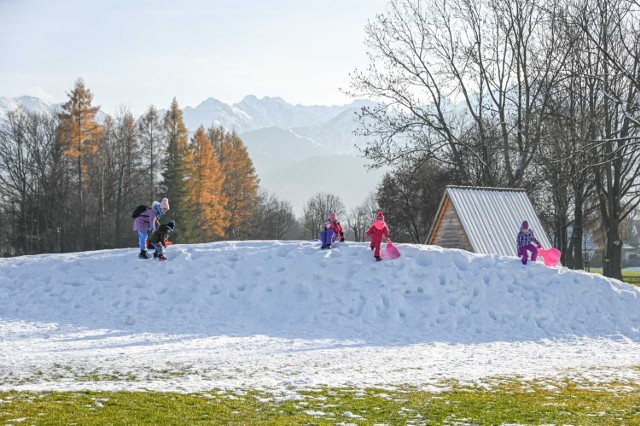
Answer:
[{"left": 428, "top": 195, "right": 473, "bottom": 251}]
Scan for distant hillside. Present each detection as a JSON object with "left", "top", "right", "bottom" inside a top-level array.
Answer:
[
  {"left": 239, "top": 127, "right": 328, "bottom": 170},
  {"left": 258, "top": 154, "right": 387, "bottom": 216}
]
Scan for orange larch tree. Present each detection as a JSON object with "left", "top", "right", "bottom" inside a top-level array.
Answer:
[
  {"left": 189, "top": 126, "right": 227, "bottom": 242},
  {"left": 57, "top": 78, "right": 103, "bottom": 249},
  {"left": 208, "top": 127, "right": 260, "bottom": 240}
]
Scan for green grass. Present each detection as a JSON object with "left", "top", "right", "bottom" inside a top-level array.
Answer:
[
  {"left": 588, "top": 268, "right": 640, "bottom": 287},
  {"left": 622, "top": 269, "right": 640, "bottom": 287},
  {"left": 2, "top": 380, "right": 640, "bottom": 425}
]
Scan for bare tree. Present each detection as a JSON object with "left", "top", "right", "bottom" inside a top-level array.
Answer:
[
  {"left": 566, "top": 0, "right": 640, "bottom": 279},
  {"left": 138, "top": 105, "right": 164, "bottom": 201},
  {"left": 0, "top": 109, "right": 62, "bottom": 254},
  {"left": 532, "top": 9, "right": 600, "bottom": 269},
  {"left": 302, "top": 193, "right": 346, "bottom": 239},
  {"left": 252, "top": 190, "right": 298, "bottom": 240},
  {"left": 376, "top": 158, "right": 458, "bottom": 243},
  {"left": 102, "top": 107, "right": 145, "bottom": 247},
  {"left": 347, "top": 192, "right": 379, "bottom": 242},
  {"left": 349, "top": 0, "right": 570, "bottom": 188}
]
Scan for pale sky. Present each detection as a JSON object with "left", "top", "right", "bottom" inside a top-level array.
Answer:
[{"left": 0, "top": 0, "right": 387, "bottom": 115}]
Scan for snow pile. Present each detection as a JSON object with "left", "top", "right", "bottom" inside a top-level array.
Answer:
[{"left": 1, "top": 241, "right": 639, "bottom": 392}]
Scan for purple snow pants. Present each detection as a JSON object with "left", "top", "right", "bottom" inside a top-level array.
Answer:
[
  {"left": 520, "top": 244, "right": 538, "bottom": 265},
  {"left": 320, "top": 229, "right": 334, "bottom": 248}
]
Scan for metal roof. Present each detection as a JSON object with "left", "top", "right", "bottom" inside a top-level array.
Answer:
[{"left": 443, "top": 186, "right": 552, "bottom": 256}]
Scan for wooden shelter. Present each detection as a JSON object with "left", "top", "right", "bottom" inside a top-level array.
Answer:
[{"left": 427, "top": 186, "right": 552, "bottom": 257}]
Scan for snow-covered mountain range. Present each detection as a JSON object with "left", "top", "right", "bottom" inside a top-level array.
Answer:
[
  {"left": 0, "top": 95, "right": 55, "bottom": 118},
  {"left": 0, "top": 94, "right": 374, "bottom": 154},
  {"left": 0, "top": 94, "right": 385, "bottom": 214}
]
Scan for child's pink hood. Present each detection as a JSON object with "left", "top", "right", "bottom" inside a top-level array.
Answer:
[{"left": 374, "top": 220, "right": 386, "bottom": 230}]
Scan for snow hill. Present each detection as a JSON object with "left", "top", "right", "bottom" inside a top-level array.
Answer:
[{"left": 1, "top": 241, "right": 640, "bottom": 393}]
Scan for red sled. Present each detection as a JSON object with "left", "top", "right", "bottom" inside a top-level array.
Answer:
[
  {"left": 383, "top": 239, "right": 401, "bottom": 259},
  {"left": 538, "top": 247, "right": 561, "bottom": 267}
]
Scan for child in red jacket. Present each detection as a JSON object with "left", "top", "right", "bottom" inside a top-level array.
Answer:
[{"left": 366, "top": 211, "right": 389, "bottom": 261}]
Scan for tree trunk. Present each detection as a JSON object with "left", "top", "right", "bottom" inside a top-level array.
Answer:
[
  {"left": 603, "top": 226, "right": 623, "bottom": 280},
  {"left": 571, "top": 200, "right": 584, "bottom": 270}
]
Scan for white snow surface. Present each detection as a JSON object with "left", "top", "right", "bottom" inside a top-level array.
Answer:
[{"left": 1, "top": 241, "right": 640, "bottom": 394}]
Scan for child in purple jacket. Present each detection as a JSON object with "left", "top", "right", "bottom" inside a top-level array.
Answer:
[
  {"left": 516, "top": 220, "right": 540, "bottom": 265},
  {"left": 319, "top": 218, "right": 334, "bottom": 249},
  {"left": 133, "top": 198, "right": 169, "bottom": 259}
]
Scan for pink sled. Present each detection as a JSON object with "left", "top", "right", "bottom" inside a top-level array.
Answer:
[
  {"left": 538, "top": 247, "right": 561, "bottom": 267},
  {"left": 383, "top": 239, "right": 401, "bottom": 260}
]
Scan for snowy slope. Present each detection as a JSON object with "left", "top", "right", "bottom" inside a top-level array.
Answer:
[{"left": 1, "top": 241, "right": 639, "bottom": 392}]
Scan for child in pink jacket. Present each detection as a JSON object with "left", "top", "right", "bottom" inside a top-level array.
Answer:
[
  {"left": 366, "top": 211, "right": 389, "bottom": 261},
  {"left": 329, "top": 211, "right": 345, "bottom": 243}
]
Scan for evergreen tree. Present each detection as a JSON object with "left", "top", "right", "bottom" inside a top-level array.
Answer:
[
  {"left": 57, "top": 78, "right": 102, "bottom": 250},
  {"left": 189, "top": 126, "right": 227, "bottom": 242},
  {"left": 160, "top": 98, "right": 193, "bottom": 242}
]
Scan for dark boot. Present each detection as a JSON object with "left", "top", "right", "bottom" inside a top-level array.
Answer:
[
  {"left": 153, "top": 252, "right": 159, "bottom": 258},
  {"left": 375, "top": 255, "right": 382, "bottom": 261},
  {"left": 370, "top": 246, "right": 375, "bottom": 251},
  {"left": 157, "top": 254, "right": 167, "bottom": 261},
  {"left": 138, "top": 250, "right": 149, "bottom": 259}
]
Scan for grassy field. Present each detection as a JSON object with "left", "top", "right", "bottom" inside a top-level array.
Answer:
[
  {"left": 587, "top": 268, "right": 640, "bottom": 287},
  {"left": 622, "top": 269, "right": 640, "bottom": 287},
  {"left": 2, "top": 380, "right": 640, "bottom": 425}
]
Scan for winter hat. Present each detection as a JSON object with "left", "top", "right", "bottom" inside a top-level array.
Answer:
[
  {"left": 521, "top": 220, "right": 529, "bottom": 230},
  {"left": 160, "top": 198, "right": 170, "bottom": 211},
  {"left": 376, "top": 211, "right": 385, "bottom": 221},
  {"left": 166, "top": 220, "right": 175, "bottom": 232}
]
